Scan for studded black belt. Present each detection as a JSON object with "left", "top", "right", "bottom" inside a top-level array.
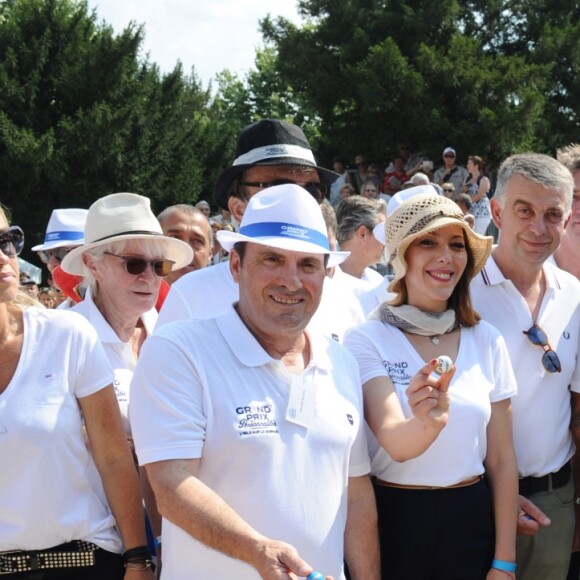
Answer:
[{"left": 0, "top": 540, "right": 98, "bottom": 575}]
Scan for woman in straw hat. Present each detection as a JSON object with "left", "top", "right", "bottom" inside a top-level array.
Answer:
[
  {"left": 61, "top": 192, "right": 193, "bottom": 571},
  {"left": 344, "top": 193, "right": 518, "bottom": 579},
  {"left": 0, "top": 204, "right": 155, "bottom": 578}
]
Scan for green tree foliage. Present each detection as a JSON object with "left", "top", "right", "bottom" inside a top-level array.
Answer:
[
  {"left": 258, "top": 0, "right": 577, "bottom": 168},
  {"left": 0, "top": 0, "right": 218, "bottom": 257}
]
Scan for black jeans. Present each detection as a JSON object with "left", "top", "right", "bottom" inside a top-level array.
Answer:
[
  {"left": 1, "top": 547, "right": 124, "bottom": 580},
  {"left": 373, "top": 478, "right": 495, "bottom": 580}
]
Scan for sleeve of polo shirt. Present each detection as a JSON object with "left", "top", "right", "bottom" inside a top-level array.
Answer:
[
  {"left": 335, "top": 344, "right": 371, "bottom": 477},
  {"left": 130, "top": 325, "right": 206, "bottom": 465},
  {"left": 489, "top": 327, "right": 518, "bottom": 402},
  {"left": 343, "top": 324, "right": 389, "bottom": 386},
  {"left": 68, "top": 312, "right": 115, "bottom": 399},
  {"left": 347, "top": 379, "right": 371, "bottom": 477}
]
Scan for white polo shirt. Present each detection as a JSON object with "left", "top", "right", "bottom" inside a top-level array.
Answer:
[
  {"left": 358, "top": 277, "right": 396, "bottom": 317},
  {"left": 130, "top": 305, "right": 370, "bottom": 580},
  {"left": 471, "top": 256, "right": 580, "bottom": 477},
  {"left": 334, "top": 264, "right": 383, "bottom": 298},
  {"left": 155, "top": 261, "right": 366, "bottom": 342},
  {"left": 72, "top": 288, "right": 157, "bottom": 435}
]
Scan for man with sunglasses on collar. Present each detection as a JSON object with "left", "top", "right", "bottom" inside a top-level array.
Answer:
[
  {"left": 156, "top": 119, "right": 340, "bottom": 328},
  {"left": 470, "top": 153, "right": 580, "bottom": 580}
]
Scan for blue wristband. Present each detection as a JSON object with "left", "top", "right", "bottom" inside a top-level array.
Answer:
[{"left": 491, "top": 559, "right": 517, "bottom": 573}]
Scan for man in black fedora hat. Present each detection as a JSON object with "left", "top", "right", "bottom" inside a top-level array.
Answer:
[
  {"left": 214, "top": 119, "right": 338, "bottom": 214},
  {"left": 156, "top": 119, "right": 342, "bottom": 327}
]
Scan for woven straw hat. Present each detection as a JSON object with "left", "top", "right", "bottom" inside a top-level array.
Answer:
[{"left": 385, "top": 194, "right": 492, "bottom": 292}]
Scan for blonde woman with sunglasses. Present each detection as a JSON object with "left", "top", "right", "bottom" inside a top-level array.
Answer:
[{"left": 0, "top": 206, "right": 155, "bottom": 579}]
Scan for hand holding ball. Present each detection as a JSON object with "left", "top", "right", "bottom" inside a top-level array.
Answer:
[{"left": 434, "top": 355, "right": 453, "bottom": 375}]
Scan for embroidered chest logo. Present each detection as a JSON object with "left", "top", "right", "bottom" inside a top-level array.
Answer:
[
  {"left": 235, "top": 402, "right": 278, "bottom": 437},
  {"left": 383, "top": 360, "right": 412, "bottom": 384}
]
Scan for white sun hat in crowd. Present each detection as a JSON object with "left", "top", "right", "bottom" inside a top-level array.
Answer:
[
  {"left": 216, "top": 183, "right": 349, "bottom": 267},
  {"left": 32, "top": 208, "right": 88, "bottom": 252},
  {"left": 61, "top": 192, "right": 193, "bottom": 275}
]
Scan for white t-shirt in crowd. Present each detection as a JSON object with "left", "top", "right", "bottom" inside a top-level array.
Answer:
[
  {"left": 131, "top": 305, "right": 370, "bottom": 580},
  {"left": 0, "top": 308, "right": 120, "bottom": 552},
  {"left": 156, "top": 261, "right": 366, "bottom": 343},
  {"left": 72, "top": 288, "right": 157, "bottom": 435},
  {"left": 471, "top": 256, "right": 580, "bottom": 477},
  {"left": 344, "top": 319, "right": 516, "bottom": 486},
  {"left": 358, "top": 277, "right": 396, "bottom": 317},
  {"left": 333, "top": 264, "right": 383, "bottom": 299}
]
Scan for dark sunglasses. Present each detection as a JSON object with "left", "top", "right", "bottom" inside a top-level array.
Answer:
[
  {"left": 37, "top": 247, "right": 70, "bottom": 264},
  {"left": 241, "top": 180, "right": 326, "bottom": 202},
  {"left": 444, "top": 154, "right": 456, "bottom": 158},
  {"left": 443, "top": 188, "right": 454, "bottom": 193},
  {"left": 0, "top": 226, "right": 25, "bottom": 257},
  {"left": 105, "top": 252, "right": 174, "bottom": 277},
  {"left": 523, "top": 323, "right": 562, "bottom": 373}
]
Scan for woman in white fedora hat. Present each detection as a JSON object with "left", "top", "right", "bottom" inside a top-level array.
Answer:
[
  {"left": 62, "top": 192, "right": 193, "bottom": 569},
  {"left": 344, "top": 193, "right": 518, "bottom": 580},
  {"left": 62, "top": 192, "right": 192, "bottom": 435},
  {"left": 0, "top": 205, "right": 155, "bottom": 579}
]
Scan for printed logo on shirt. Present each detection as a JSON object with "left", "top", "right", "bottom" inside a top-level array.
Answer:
[
  {"left": 383, "top": 360, "right": 412, "bottom": 385},
  {"left": 112, "top": 378, "right": 128, "bottom": 404},
  {"left": 235, "top": 401, "right": 278, "bottom": 438},
  {"left": 346, "top": 413, "right": 354, "bottom": 426}
]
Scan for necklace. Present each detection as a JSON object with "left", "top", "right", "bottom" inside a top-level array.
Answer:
[{"left": 429, "top": 335, "right": 440, "bottom": 345}]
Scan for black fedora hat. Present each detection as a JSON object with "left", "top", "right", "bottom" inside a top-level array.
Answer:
[{"left": 213, "top": 119, "right": 339, "bottom": 210}]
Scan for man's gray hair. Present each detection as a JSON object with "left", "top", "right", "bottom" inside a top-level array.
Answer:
[
  {"left": 495, "top": 153, "right": 573, "bottom": 212},
  {"left": 557, "top": 143, "right": 580, "bottom": 174},
  {"left": 336, "top": 196, "right": 382, "bottom": 245},
  {"left": 410, "top": 172, "right": 430, "bottom": 185}
]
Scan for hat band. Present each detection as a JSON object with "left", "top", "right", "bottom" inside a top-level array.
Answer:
[
  {"left": 238, "top": 222, "right": 329, "bottom": 251},
  {"left": 91, "top": 230, "right": 163, "bottom": 243},
  {"left": 233, "top": 144, "right": 316, "bottom": 167},
  {"left": 45, "top": 231, "right": 84, "bottom": 243}
]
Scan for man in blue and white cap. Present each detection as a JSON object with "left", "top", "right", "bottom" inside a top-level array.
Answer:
[
  {"left": 32, "top": 208, "right": 88, "bottom": 275},
  {"left": 131, "top": 184, "right": 378, "bottom": 580},
  {"left": 156, "top": 119, "right": 342, "bottom": 327}
]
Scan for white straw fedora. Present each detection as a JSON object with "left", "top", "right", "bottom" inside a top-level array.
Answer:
[
  {"left": 61, "top": 193, "right": 193, "bottom": 275},
  {"left": 32, "top": 208, "right": 88, "bottom": 251},
  {"left": 216, "top": 184, "right": 349, "bottom": 267}
]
